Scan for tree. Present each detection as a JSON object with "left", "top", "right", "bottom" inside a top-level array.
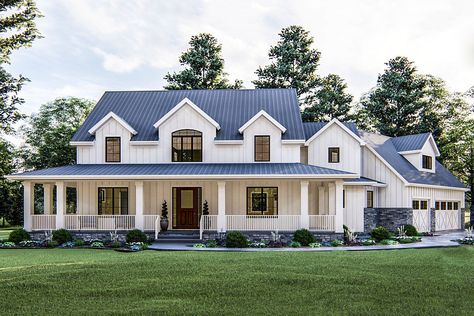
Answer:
[
  {"left": 0, "top": 0, "right": 42, "bottom": 134},
  {"left": 355, "top": 57, "right": 425, "bottom": 136},
  {"left": 0, "top": 138, "right": 22, "bottom": 226},
  {"left": 164, "top": 33, "right": 242, "bottom": 90},
  {"left": 302, "top": 74, "right": 353, "bottom": 122},
  {"left": 253, "top": 25, "right": 321, "bottom": 102},
  {"left": 20, "top": 97, "right": 94, "bottom": 170}
]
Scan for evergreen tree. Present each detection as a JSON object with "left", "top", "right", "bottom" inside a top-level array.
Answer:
[
  {"left": 164, "top": 33, "right": 242, "bottom": 90},
  {"left": 302, "top": 74, "right": 353, "bottom": 122},
  {"left": 253, "top": 25, "right": 321, "bottom": 103},
  {"left": 355, "top": 57, "right": 425, "bottom": 136}
]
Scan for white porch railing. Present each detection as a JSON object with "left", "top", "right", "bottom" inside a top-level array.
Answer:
[
  {"left": 144, "top": 215, "right": 160, "bottom": 231},
  {"left": 436, "top": 209, "right": 460, "bottom": 231},
  {"left": 64, "top": 215, "right": 135, "bottom": 231},
  {"left": 31, "top": 215, "right": 56, "bottom": 231},
  {"left": 309, "top": 215, "right": 335, "bottom": 231},
  {"left": 226, "top": 215, "right": 300, "bottom": 231},
  {"left": 200, "top": 215, "right": 218, "bottom": 239}
]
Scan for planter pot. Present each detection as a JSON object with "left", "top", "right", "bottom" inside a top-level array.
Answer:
[{"left": 160, "top": 218, "right": 169, "bottom": 231}]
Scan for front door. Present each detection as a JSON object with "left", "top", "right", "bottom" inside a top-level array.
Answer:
[{"left": 175, "top": 187, "right": 199, "bottom": 229}]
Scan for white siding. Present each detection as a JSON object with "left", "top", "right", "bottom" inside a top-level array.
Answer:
[
  {"left": 307, "top": 123, "right": 361, "bottom": 174},
  {"left": 361, "top": 147, "right": 407, "bottom": 207},
  {"left": 76, "top": 103, "right": 301, "bottom": 164},
  {"left": 401, "top": 141, "right": 437, "bottom": 173},
  {"left": 407, "top": 186, "right": 465, "bottom": 209},
  {"left": 343, "top": 186, "right": 366, "bottom": 232}
]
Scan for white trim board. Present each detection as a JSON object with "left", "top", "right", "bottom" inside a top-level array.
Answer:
[
  {"left": 238, "top": 110, "right": 287, "bottom": 134},
  {"left": 305, "top": 119, "right": 365, "bottom": 146},
  {"left": 88, "top": 112, "right": 137, "bottom": 135},
  {"left": 153, "top": 98, "right": 220, "bottom": 130}
]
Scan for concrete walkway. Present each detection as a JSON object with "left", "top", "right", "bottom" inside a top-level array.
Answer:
[{"left": 149, "top": 231, "right": 466, "bottom": 252}]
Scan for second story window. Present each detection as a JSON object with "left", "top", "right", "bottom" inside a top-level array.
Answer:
[
  {"left": 422, "top": 155, "right": 432, "bottom": 169},
  {"left": 105, "top": 137, "right": 121, "bottom": 162},
  {"left": 328, "top": 147, "right": 340, "bottom": 163},
  {"left": 255, "top": 135, "right": 270, "bottom": 161},
  {"left": 172, "top": 129, "right": 202, "bottom": 162}
]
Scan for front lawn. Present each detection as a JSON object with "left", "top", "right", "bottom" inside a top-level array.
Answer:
[
  {"left": 0, "top": 226, "right": 20, "bottom": 240},
  {"left": 0, "top": 248, "right": 473, "bottom": 315}
]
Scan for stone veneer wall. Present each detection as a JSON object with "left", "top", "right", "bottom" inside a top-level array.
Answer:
[
  {"left": 203, "top": 231, "right": 344, "bottom": 242},
  {"left": 29, "top": 231, "right": 155, "bottom": 242},
  {"left": 364, "top": 208, "right": 413, "bottom": 232}
]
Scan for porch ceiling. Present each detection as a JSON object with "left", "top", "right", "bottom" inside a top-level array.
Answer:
[{"left": 7, "top": 163, "right": 357, "bottom": 181}]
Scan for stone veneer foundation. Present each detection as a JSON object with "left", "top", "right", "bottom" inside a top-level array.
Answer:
[{"left": 364, "top": 208, "right": 413, "bottom": 232}]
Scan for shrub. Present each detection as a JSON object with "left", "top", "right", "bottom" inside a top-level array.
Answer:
[
  {"left": 127, "top": 242, "right": 146, "bottom": 251},
  {"left": 370, "top": 226, "right": 390, "bottom": 242},
  {"left": 290, "top": 241, "right": 302, "bottom": 248},
  {"left": 403, "top": 224, "right": 418, "bottom": 236},
  {"left": 126, "top": 229, "right": 148, "bottom": 243},
  {"left": 249, "top": 240, "right": 267, "bottom": 248},
  {"left": 59, "top": 241, "right": 75, "bottom": 248},
  {"left": 331, "top": 240, "right": 344, "bottom": 247},
  {"left": 193, "top": 243, "right": 206, "bottom": 248},
  {"left": 1, "top": 241, "right": 16, "bottom": 248},
  {"left": 8, "top": 228, "right": 30, "bottom": 244},
  {"left": 52, "top": 229, "right": 73, "bottom": 245},
  {"left": 205, "top": 240, "right": 218, "bottom": 248},
  {"left": 110, "top": 241, "right": 121, "bottom": 248},
  {"left": 380, "top": 239, "right": 399, "bottom": 245},
  {"left": 225, "top": 231, "right": 248, "bottom": 248},
  {"left": 309, "top": 242, "right": 321, "bottom": 248},
  {"left": 19, "top": 240, "right": 37, "bottom": 248},
  {"left": 46, "top": 240, "right": 58, "bottom": 248},
  {"left": 361, "top": 239, "right": 376, "bottom": 246},
  {"left": 91, "top": 241, "right": 104, "bottom": 248},
  {"left": 293, "top": 229, "right": 315, "bottom": 246},
  {"left": 74, "top": 239, "right": 84, "bottom": 247}
]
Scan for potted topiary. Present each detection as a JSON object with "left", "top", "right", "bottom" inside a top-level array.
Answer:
[
  {"left": 202, "top": 200, "right": 209, "bottom": 215},
  {"left": 160, "top": 200, "right": 169, "bottom": 231}
]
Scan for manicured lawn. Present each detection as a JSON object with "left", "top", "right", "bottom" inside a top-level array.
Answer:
[
  {"left": 0, "top": 248, "right": 473, "bottom": 315},
  {"left": 0, "top": 226, "right": 20, "bottom": 240}
]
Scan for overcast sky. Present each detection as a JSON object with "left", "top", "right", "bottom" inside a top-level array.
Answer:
[{"left": 6, "top": 0, "right": 474, "bottom": 116}]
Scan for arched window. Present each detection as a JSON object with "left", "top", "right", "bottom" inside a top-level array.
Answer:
[{"left": 172, "top": 129, "right": 202, "bottom": 162}]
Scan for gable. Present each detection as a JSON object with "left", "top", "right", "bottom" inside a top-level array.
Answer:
[
  {"left": 238, "top": 110, "right": 286, "bottom": 134},
  {"left": 304, "top": 119, "right": 364, "bottom": 146},
  {"left": 87, "top": 112, "right": 137, "bottom": 136}
]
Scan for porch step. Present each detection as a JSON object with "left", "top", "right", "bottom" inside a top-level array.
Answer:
[{"left": 156, "top": 230, "right": 201, "bottom": 242}]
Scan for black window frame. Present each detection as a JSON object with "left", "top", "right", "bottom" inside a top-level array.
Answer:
[
  {"left": 98, "top": 187, "right": 129, "bottom": 215},
  {"left": 328, "top": 147, "right": 340, "bottom": 163},
  {"left": 172, "top": 129, "right": 203, "bottom": 162},
  {"left": 367, "top": 190, "right": 374, "bottom": 208},
  {"left": 246, "top": 187, "right": 278, "bottom": 215},
  {"left": 254, "top": 135, "right": 270, "bottom": 162},
  {"left": 105, "top": 137, "right": 121, "bottom": 163},
  {"left": 422, "top": 155, "right": 432, "bottom": 170}
]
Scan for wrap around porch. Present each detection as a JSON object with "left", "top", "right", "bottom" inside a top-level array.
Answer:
[{"left": 24, "top": 179, "right": 345, "bottom": 238}]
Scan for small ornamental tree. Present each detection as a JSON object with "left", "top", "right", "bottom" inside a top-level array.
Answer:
[
  {"left": 161, "top": 200, "right": 168, "bottom": 219},
  {"left": 202, "top": 200, "right": 209, "bottom": 215}
]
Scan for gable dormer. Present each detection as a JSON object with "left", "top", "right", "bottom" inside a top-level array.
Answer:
[{"left": 392, "top": 133, "right": 440, "bottom": 173}]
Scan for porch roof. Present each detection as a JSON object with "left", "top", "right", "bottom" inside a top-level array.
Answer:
[{"left": 8, "top": 163, "right": 357, "bottom": 180}]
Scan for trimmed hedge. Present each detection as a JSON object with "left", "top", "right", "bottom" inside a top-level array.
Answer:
[
  {"left": 52, "top": 229, "right": 73, "bottom": 245},
  {"left": 403, "top": 224, "right": 418, "bottom": 236},
  {"left": 293, "top": 229, "right": 315, "bottom": 246},
  {"left": 8, "top": 228, "right": 30, "bottom": 244},
  {"left": 225, "top": 231, "right": 248, "bottom": 248},
  {"left": 371, "top": 226, "right": 390, "bottom": 242},
  {"left": 126, "top": 229, "right": 148, "bottom": 243}
]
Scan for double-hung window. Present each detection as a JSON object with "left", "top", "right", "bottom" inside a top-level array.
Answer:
[
  {"left": 254, "top": 136, "right": 270, "bottom": 161},
  {"left": 105, "top": 137, "right": 121, "bottom": 162}
]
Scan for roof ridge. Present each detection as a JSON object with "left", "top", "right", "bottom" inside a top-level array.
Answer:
[{"left": 103, "top": 88, "right": 297, "bottom": 93}]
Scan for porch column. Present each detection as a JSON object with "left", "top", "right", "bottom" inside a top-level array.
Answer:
[
  {"left": 43, "top": 184, "right": 52, "bottom": 215},
  {"left": 56, "top": 181, "right": 65, "bottom": 229},
  {"left": 318, "top": 186, "right": 326, "bottom": 214},
  {"left": 23, "top": 181, "right": 33, "bottom": 231},
  {"left": 217, "top": 181, "right": 226, "bottom": 232},
  {"left": 300, "top": 180, "right": 309, "bottom": 229},
  {"left": 334, "top": 180, "right": 344, "bottom": 233},
  {"left": 135, "top": 181, "right": 144, "bottom": 230}
]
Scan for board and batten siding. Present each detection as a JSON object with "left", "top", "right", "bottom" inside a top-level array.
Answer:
[
  {"left": 307, "top": 123, "right": 361, "bottom": 175},
  {"left": 76, "top": 104, "right": 300, "bottom": 164},
  {"left": 361, "top": 147, "right": 407, "bottom": 207},
  {"left": 407, "top": 186, "right": 465, "bottom": 209}
]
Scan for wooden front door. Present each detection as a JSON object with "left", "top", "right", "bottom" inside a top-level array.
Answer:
[{"left": 175, "top": 187, "right": 199, "bottom": 229}]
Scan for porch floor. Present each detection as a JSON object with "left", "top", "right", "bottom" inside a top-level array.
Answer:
[{"left": 148, "top": 231, "right": 464, "bottom": 251}]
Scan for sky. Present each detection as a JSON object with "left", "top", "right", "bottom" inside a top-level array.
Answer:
[{"left": 6, "top": 0, "right": 474, "bottom": 119}]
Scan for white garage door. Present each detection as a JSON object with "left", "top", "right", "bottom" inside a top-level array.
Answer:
[
  {"left": 435, "top": 201, "right": 460, "bottom": 231},
  {"left": 412, "top": 200, "right": 430, "bottom": 232}
]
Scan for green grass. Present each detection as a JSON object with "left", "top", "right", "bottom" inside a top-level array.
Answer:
[
  {"left": 0, "top": 226, "right": 20, "bottom": 240},
  {"left": 0, "top": 248, "right": 473, "bottom": 315}
]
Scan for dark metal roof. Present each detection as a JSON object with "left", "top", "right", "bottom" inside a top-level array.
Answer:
[
  {"left": 345, "top": 177, "right": 385, "bottom": 185},
  {"left": 360, "top": 132, "right": 465, "bottom": 188},
  {"left": 303, "top": 121, "right": 360, "bottom": 140},
  {"left": 10, "top": 163, "right": 354, "bottom": 178},
  {"left": 72, "top": 89, "right": 305, "bottom": 142},
  {"left": 391, "top": 133, "right": 431, "bottom": 152}
]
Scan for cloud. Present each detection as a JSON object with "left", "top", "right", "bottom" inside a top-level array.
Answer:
[{"left": 92, "top": 48, "right": 143, "bottom": 73}]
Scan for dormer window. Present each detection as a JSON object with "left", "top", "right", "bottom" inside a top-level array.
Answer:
[
  {"left": 105, "top": 137, "right": 121, "bottom": 162},
  {"left": 422, "top": 155, "right": 432, "bottom": 170},
  {"left": 172, "top": 129, "right": 202, "bottom": 162},
  {"left": 255, "top": 136, "right": 270, "bottom": 161},
  {"left": 328, "top": 147, "right": 340, "bottom": 163}
]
